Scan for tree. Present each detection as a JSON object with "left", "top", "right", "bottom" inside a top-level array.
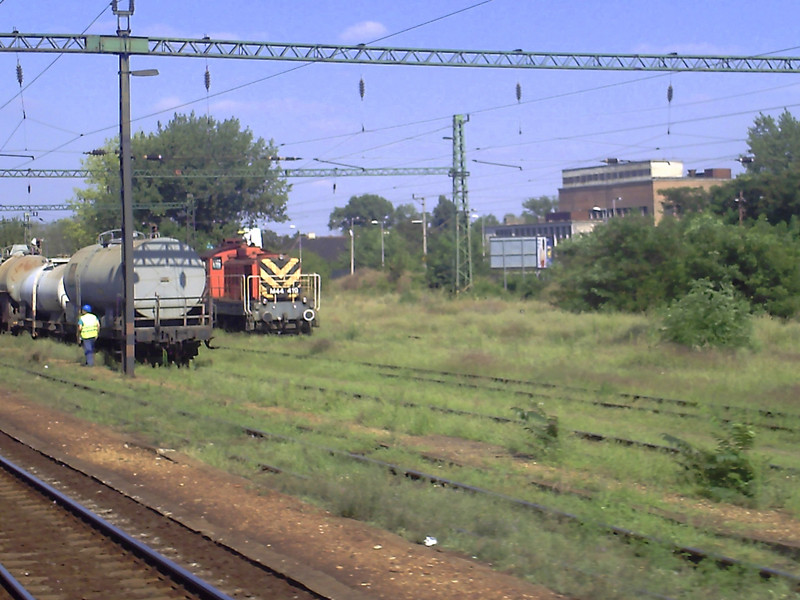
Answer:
[
  {"left": 425, "top": 196, "right": 457, "bottom": 289},
  {"left": 547, "top": 213, "right": 800, "bottom": 317},
  {"left": 72, "top": 112, "right": 290, "bottom": 249},
  {"left": 707, "top": 110, "right": 800, "bottom": 226},
  {"left": 327, "top": 194, "right": 395, "bottom": 232},
  {"left": 745, "top": 110, "right": 800, "bottom": 176},
  {"left": 659, "top": 187, "right": 712, "bottom": 217},
  {"left": 521, "top": 195, "right": 558, "bottom": 222},
  {"left": 549, "top": 215, "right": 684, "bottom": 313},
  {"left": 0, "top": 217, "right": 25, "bottom": 251}
]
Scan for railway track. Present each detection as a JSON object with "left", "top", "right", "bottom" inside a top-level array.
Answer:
[
  {"left": 221, "top": 346, "right": 800, "bottom": 435},
  {"left": 0, "top": 430, "right": 327, "bottom": 600},
  {"left": 189, "top": 358, "right": 800, "bottom": 474},
  {"left": 2, "top": 357, "right": 799, "bottom": 597},
  {"left": 238, "top": 423, "right": 800, "bottom": 590}
]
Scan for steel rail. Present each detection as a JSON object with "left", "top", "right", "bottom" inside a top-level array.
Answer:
[
  {"left": 3, "top": 362, "right": 798, "bottom": 591},
  {"left": 376, "top": 370, "right": 800, "bottom": 435},
  {"left": 0, "top": 562, "right": 36, "bottom": 600},
  {"left": 241, "top": 425, "right": 800, "bottom": 590},
  {"left": 0, "top": 453, "right": 237, "bottom": 600},
  {"left": 11, "top": 361, "right": 798, "bottom": 475},
  {"left": 243, "top": 347, "right": 800, "bottom": 426}
]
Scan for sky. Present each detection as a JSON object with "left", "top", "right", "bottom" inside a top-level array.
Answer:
[{"left": 1, "top": 0, "right": 800, "bottom": 239}]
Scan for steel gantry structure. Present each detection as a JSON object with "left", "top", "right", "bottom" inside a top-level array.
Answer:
[
  {"left": 3, "top": 33, "right": 800, "bottom": 73},
  {"left": 0, "top": 167, "right": 451, "bottom": 179},
  {"left": 2, "top": 4, "right": 799, "bottom": 371}
]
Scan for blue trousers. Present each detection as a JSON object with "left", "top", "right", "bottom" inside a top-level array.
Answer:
[{"left": 83, "top": 337, "right": 96, "bottom": 366}]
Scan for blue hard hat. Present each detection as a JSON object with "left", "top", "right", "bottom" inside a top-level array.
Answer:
[{"left": 82, "top": 304, "right": 92, "bottom": 312}]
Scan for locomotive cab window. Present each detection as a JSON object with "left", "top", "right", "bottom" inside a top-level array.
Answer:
[{"left": 212, "top": 257, "right": 223, "bottom": 270}]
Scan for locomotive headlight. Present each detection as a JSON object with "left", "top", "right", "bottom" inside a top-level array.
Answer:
[
  {"left": 262, "top": 297, "right": 268, "bottom": 305},
  {"left": 302, "top": 296, "right": 308, "bottom": 304}
]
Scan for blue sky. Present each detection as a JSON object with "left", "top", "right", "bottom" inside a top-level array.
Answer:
[{"left": 1, "top": 0, "right": 800, "bottom": 238}]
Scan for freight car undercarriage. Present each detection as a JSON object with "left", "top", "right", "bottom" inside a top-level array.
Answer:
[{"left": 0, "top": 296, "right": 212, "bottom": 366}]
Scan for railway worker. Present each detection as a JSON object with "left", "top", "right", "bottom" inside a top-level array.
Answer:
[{"left": 77, "top": 304, "right": 100, "bottom": 366}]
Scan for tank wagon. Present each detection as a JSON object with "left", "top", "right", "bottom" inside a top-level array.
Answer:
[
  {"left": 0, "top": 230, "right": 212, "bottom": 364},
  {"left": 203, "top": 236, "right": 319, "bottom": 334}
]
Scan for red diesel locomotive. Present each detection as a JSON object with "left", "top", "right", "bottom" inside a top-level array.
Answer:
[{"left": 203, "top": 237, "right": 319, "bottom": 334}]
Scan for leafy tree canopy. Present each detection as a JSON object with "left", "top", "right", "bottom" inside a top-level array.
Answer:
[
  {"left": 548, "top": 213, "right": 800, "bottom": 317},
  {"left": 71, "top": 112, "right": 289, "bottom": 249},
  {"left": 659, "top": 187, "right": 713, "bottom": 217},
  {"left": 521, "top": 195, "right": 558, "bottom": 222},
  {"left": 745, "top": 109, "right": 800, "bottom": 176},
  {"left": 704, "top": 109, "right": 800, "bottom": 227},
  {"left": 0, "top": 217, "right": 26, "bottom": 251},
  {"left": 328, "top": 194, "right": 395, "bottom": 232}
]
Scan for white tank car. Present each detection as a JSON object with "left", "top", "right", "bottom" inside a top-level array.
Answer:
[
  {"left": 63, "top": 234, "right": 207, "bottom": 322},
  {"left": 19, "top": 262, "right": 69, "bottom": 318},
  {"left": 0, "top": 254, "right": 49, "bottom": 304}
]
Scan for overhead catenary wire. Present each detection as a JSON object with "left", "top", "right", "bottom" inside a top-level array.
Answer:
[
  {"left": 3, "top": 4, "right": 799, "bottom": 232},
  {"left": 0, "top": 0, "right": 501, "bottom": 202},
  {"left": 7, "top": 31, "right": 792, "bottom": 185},
  {"left": 0, "top": 2, "right": 110, "bottom": 114}
]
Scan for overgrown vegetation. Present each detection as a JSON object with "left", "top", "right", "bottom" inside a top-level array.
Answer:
[
  {"left": 2, "top": 292, "right": 799, "bottom": 599},
  {"left": 664, "top": 423, "right": 760, "bottom": 502},
  {"left": 547, "top": 214, "right": 800, "bottom": 319},
  {"left": 511, "top": 405, "right": 560, "bottom": 457},
  {"left": 660, "top": 279, "right": 753, "bottom": 349}
]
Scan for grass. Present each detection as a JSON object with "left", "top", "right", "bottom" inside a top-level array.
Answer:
[{"left": 1, "top": 286, "right": 799, "bottom": 599}]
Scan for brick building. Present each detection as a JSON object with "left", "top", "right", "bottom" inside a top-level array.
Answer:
[{"left": 558, "top": 159, "right": 731, "bottom": 224}]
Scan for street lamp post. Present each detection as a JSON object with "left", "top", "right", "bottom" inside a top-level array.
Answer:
[
  {"left": 471, "top": 212, "right": 485, "bottom": 257},
  {"left": 290, "top": 224, "right": 303, "bottom": 263},
  {"left": 371, "top": 219, "right": 386, "bottom": 268},
  {"left": 349, "top": 218, "right": 355, "bottom": 274},
  {"left": 411, "top": 219, "right": 428, "bottom": 268},
  {"left": 115, "top": 0, "right": 158, "bottom": 376},
  {"left": 412, "top": 194, "right": 427, "bottom": 269}
]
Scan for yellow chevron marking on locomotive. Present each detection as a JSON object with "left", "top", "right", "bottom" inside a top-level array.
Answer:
[
  {"left": 260, "top": 257, "right": 299, "bottom": 279},
  {"left": 259, "top": 257, "right": 301, "bottom": 299}
]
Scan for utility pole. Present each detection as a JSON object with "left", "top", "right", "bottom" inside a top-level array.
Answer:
[
  {"left": 736, "top": 190, "right": 746, "bottom": 225},
  {"left": 412, "top": 194, "right": 427, "bottom": 269},
  {"left": 113, "top": 1, "right": 158, "bottom": 376},
  {"left": 349, "top": 218, "right": 355, "bottom": 275},
  {"left": 116, "top": 0, "right": 136, "bottom": 377},
  {"left": 371, "top": 219, "right": 386, "bottom": 268},
  {"left": 451, "top": 114, "right": 471, "bottom": 293},
  {"left": 23, "top": 211, "right": 31, "bottom": 244}
]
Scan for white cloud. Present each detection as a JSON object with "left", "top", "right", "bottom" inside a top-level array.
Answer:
[
  {"left": 151, "top": 96, "right": 185, "bottom": 114},
  {"left": 339, "top": 21, "right": 387, "bottom": 44}
]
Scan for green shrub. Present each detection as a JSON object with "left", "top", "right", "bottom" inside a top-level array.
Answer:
[
  {"left": 511, "top": 405, "right": 559, "bottom": 457},
  {"left": 664, "top": 422, "right": 760, "bottom": 501},
  {"left": 660, "top": 279, "right": 753, "bottom": 349}
]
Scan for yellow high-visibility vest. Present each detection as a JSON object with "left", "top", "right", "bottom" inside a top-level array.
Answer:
[{"left": 78, "top": 313, "right": 100, "bottom": 340}]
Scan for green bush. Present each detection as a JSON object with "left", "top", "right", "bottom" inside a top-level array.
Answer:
[
  {"left": 664, "top": 423, "right": 759, "bottom": 501},
  {"left": 660, "top": 279, "right": 753, "bottom": 349},
  {"left": 546, "top": 214, "right": 800, "bottom": 318},
  {"left": 511, "top": 405, "right": 559, "bottom": 457}
]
